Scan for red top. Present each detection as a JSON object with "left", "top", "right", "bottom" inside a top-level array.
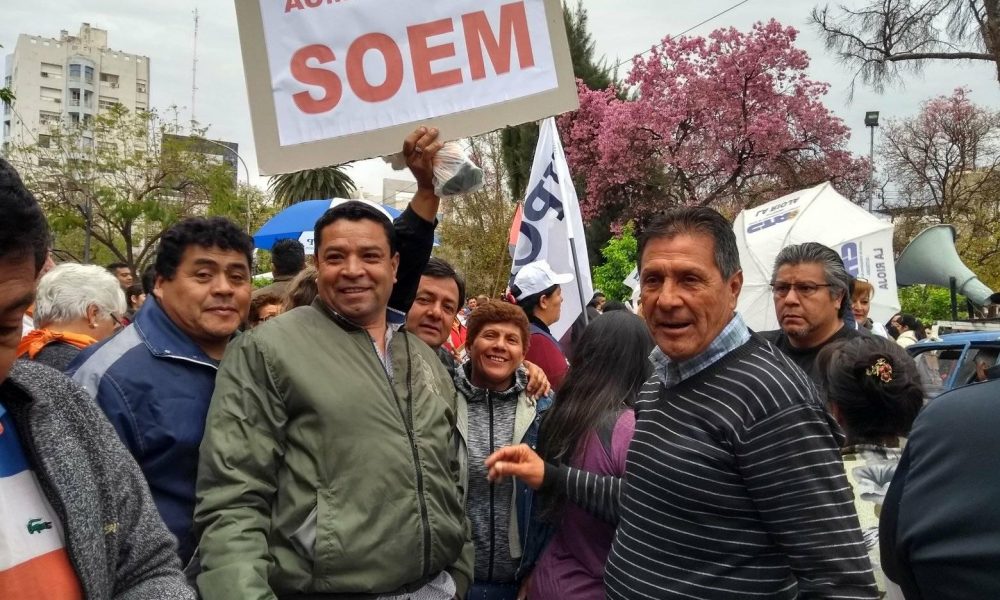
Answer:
[{"left": 525, "top": 328, "right": 568, "bottom": 391}]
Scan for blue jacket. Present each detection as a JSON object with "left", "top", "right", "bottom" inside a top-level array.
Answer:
[{"left": 67, "top": 298, "right": 219, "bottom": 564}]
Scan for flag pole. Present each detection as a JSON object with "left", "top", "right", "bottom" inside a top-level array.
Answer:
[
  {"left": 551, "top": 118, "right": 590, "bottom": 326},
  {"left": 569, "top": 236, "right": 590, "bottom": 326}
]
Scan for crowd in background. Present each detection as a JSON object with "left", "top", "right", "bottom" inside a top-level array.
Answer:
[{"left": 1, "top": 126, "right": 999, "bottom": 600}]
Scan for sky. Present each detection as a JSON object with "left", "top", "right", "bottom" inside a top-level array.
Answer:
[{"left": 2, "top": 0, "right": 997, "bottom": 199}]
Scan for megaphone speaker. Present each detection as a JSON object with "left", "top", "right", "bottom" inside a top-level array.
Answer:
[{"left": 895, "top": 224, "right": 994, "bottom": 305}]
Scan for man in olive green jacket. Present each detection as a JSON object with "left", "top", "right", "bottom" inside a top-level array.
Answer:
[{"left": 195, "top": 138, "right": 473, "bottom": 600}]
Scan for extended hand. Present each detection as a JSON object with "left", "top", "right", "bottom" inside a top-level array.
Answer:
[{"left": 485, "top": 444, "right": 544, "bottom": 490}]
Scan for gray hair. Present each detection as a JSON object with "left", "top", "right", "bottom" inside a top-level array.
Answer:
[
  {"left": 771, "top": 243, "right": 851, "bottom": 313},
  {"left": 33, "top": 263, "right": 127, "bottom": 328}
]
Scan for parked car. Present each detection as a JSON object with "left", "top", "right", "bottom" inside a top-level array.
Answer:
[{"left": 907, "top": 331, "right": 1000, "bottom": 400}]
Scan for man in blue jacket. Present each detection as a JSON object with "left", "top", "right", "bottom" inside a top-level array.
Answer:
[{"left": 68, "top": 216, "right": 255, "bottom": 564}]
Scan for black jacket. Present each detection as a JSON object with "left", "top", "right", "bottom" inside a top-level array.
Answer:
[{"left": 880, "top": 379, "right": 1000, "bottom": 599}]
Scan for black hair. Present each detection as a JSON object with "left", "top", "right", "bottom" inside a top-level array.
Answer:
[
  {"left": 313, "top": 201, "right": 396, "bottom": 255},
  {"left": 155, "top": 217, "right": 253, "bottom": 280},
  {"left": 638, "top": 206, "right": 740, "bottom": 278},
  {"left": 106, "top": 262, "right": 130, "bottom": 272},
  {"left": 0, "top": 157, "right": 49, "bottom": 273},
  {"left": 816, "top": 335, "right": 923, "bottom": 444},
  {"left": 587, "top": 292, "right": 606, "bottom": 308},
  {"left": 125, "top": 283, "right": 145, "bottom": 309},
  {"left": 898, "top": 314, "right": 926, "bottom": 340},
  {"left": 515, "top": 284, "right": 558, "bottom": 320},
  {"left": 270, "top": 238, "right": 306, "bottom": 277},
  {"left": 538, "top": 311, "right": 654, "bottom": 519},
  {"left": 423, "top": 257, "right": 466, "bottom": 307},
  {"left": 602, "top": 300, "right": 628, "bottom": 312},
  {"left": 140, "top": 264, "right": 157, "bottom": 295}
]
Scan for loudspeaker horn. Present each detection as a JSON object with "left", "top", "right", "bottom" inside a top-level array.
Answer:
[{"left": 895, "top": 224, "right": 995, "bottom": 305}]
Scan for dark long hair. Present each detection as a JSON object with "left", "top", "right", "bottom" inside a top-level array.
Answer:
[
  {"left": 816, "top": 335, "right": 923, "bottom": 444},
  {"left": 537, "top": 311, "right": 654, "bottom": 518}
]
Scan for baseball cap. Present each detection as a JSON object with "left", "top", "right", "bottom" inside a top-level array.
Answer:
[{"left": 512, "top": 260, "right": 574, "bottom": 301}]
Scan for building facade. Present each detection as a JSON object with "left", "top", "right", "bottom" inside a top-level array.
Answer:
[{"left": 2, "top": 23, "right": 150, "bottom": 153}]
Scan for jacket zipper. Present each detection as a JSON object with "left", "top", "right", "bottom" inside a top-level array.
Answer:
[
  {"left": 369, "top": 332, "right": 433, "bottom": 579},
  {"left": 487, "top": 390, "right": 496, "bottom": 582}
]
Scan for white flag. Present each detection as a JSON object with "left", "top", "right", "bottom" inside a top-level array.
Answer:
[{"left": 512, "top": 118, "right": 593, "bottom": 339}]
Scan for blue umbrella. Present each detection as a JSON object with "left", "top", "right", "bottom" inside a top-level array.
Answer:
[{"left": 253, "top": 199, "right": 401, "bottom": 252}]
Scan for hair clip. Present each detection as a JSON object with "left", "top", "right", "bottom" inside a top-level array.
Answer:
[{"left": 866, "top": 357, "right": 893, "bottom": 383}]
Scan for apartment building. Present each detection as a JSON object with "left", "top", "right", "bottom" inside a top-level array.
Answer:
[{"left": 2, "top": 23, "right": 150, "bottom": 152}]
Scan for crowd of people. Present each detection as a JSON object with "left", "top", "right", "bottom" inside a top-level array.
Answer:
[{"left": 1, "top": 125, "right": 998, "bottom": 600}]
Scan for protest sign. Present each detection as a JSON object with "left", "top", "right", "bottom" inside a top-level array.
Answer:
[{"left": 235, "top": 0, "right": 578, "bottom": 174}]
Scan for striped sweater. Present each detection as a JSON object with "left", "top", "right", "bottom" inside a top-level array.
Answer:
[{"left": 546, "top": 334, "right": 877, "bottom": 599}]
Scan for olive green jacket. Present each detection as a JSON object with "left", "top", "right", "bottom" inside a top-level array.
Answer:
[{"left": 194, "top": 300, "right": 473, "bottom": 600}]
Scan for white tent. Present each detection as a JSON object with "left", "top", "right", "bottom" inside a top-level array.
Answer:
[{"left": 733, "top": 182, "right": 899, "bottom": 332}]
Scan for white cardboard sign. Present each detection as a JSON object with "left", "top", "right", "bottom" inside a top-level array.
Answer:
[{"left": 235, "top": 0, "right": 579, "bottom": 174}]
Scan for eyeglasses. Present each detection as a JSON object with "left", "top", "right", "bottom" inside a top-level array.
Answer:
[
  {"left": 770, "top": 282, "right": 833, "bottom": 298},
  {"left": 109, "top": 313, "right": 126, "bottom": 331}
]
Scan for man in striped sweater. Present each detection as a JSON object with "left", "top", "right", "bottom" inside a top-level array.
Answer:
[{"left": 488, "top": 207, "right": 877, "bottom": 599}]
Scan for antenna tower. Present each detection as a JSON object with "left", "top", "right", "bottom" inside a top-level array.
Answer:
[{"left": 191, "top": 8, "right": 199, "bottom": 129}]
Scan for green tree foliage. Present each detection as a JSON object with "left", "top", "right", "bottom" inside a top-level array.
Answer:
[
  {"left": 437, "top": 132, "right": 516, "bottom": 298},
  {"left": 268, "top": 165, "right": 357, "bottom": 207},
  {"left": 8, "top": 105, "right": 234, "bottom": 271},
  {"left": 500, "top": 1, "right": 615, "bottom": 200},
  {"left": 207, "top": 181, "right": 279, "bottom": 237},
  {"left": 899, "top": 284, "right": 968, "bottom": 324},
  {"left": 592, "top": 223, "right": 637, "bottom": 301},
  {"left": 0, "top": 44, "right": 12, "bottom": 106}
]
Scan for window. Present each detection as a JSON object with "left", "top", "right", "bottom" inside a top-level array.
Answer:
[
  {"left": 84, "top": 66, "right": 94, "bottom": 84},
  {"left": 100, "top": 72, "right": 119, "bottom": 88},
  {"left": 136, "top": 81, "right": 147, "bottom": 94},
  {"left": 39, "top": 110, "right": 60, "bottom": 125},
  {"left": 37, "top": 134, "right": 52, "bottom": 148},
  {"left": 40, "top": 86, "right": 61, "bottom": 101},
  {"left": 69, "top": 64, "right": 81, "bottom": 80},
  {"left": 40, "top": 63, "right": 62, "bottom": 78},
  {"left": 98, "top": 96, "right": 119, "bottom": 111},
  {"left": 69, "top": 89, "right": 81, "bottom": 107}
]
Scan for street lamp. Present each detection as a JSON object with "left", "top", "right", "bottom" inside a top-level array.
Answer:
[
  {"left": 194, "top": 137, "right": 252, "bottom": 233},
  {"left": 865, "top": 111, "right": 879, "bottom": 212}
]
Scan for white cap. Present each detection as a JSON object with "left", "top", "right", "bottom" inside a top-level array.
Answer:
[
  {"left": 512, "top": 260, "right": 573, "bottom": 301},
  {"left": 327, "top": 198, "right": 394, "bottom": 222}
]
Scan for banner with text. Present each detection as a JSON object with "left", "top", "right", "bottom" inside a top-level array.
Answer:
[
  {"left": 512, "top": 118, "right": 593, "bottom": 339},
  {"left": 235, "top": 0, "right": 578, "bottom": 174}
]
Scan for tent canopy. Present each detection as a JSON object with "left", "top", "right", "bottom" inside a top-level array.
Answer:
[{"left": 733, "top": 182, "right": 899, "bottom": 332}]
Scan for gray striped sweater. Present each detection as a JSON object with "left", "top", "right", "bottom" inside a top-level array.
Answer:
[{"left": 545, "top": 335, "right": 877, "bottom": 599}]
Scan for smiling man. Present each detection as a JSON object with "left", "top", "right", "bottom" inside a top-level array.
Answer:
[
  {"left": 68, "top": 217, "right": 254, "bottom": 565},
  {"left": 195, "top": 199, "right": 473, "bottom": 597},
  {"left": 760, "top": 242, "right": 864, "bottom": 383},
  {"left": 487, "top": 207, "right": 876, "bottom": 599}
]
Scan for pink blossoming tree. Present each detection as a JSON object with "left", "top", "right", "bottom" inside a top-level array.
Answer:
[{"left": 559, "top": 20, "right": 869, "bottom": 222}]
